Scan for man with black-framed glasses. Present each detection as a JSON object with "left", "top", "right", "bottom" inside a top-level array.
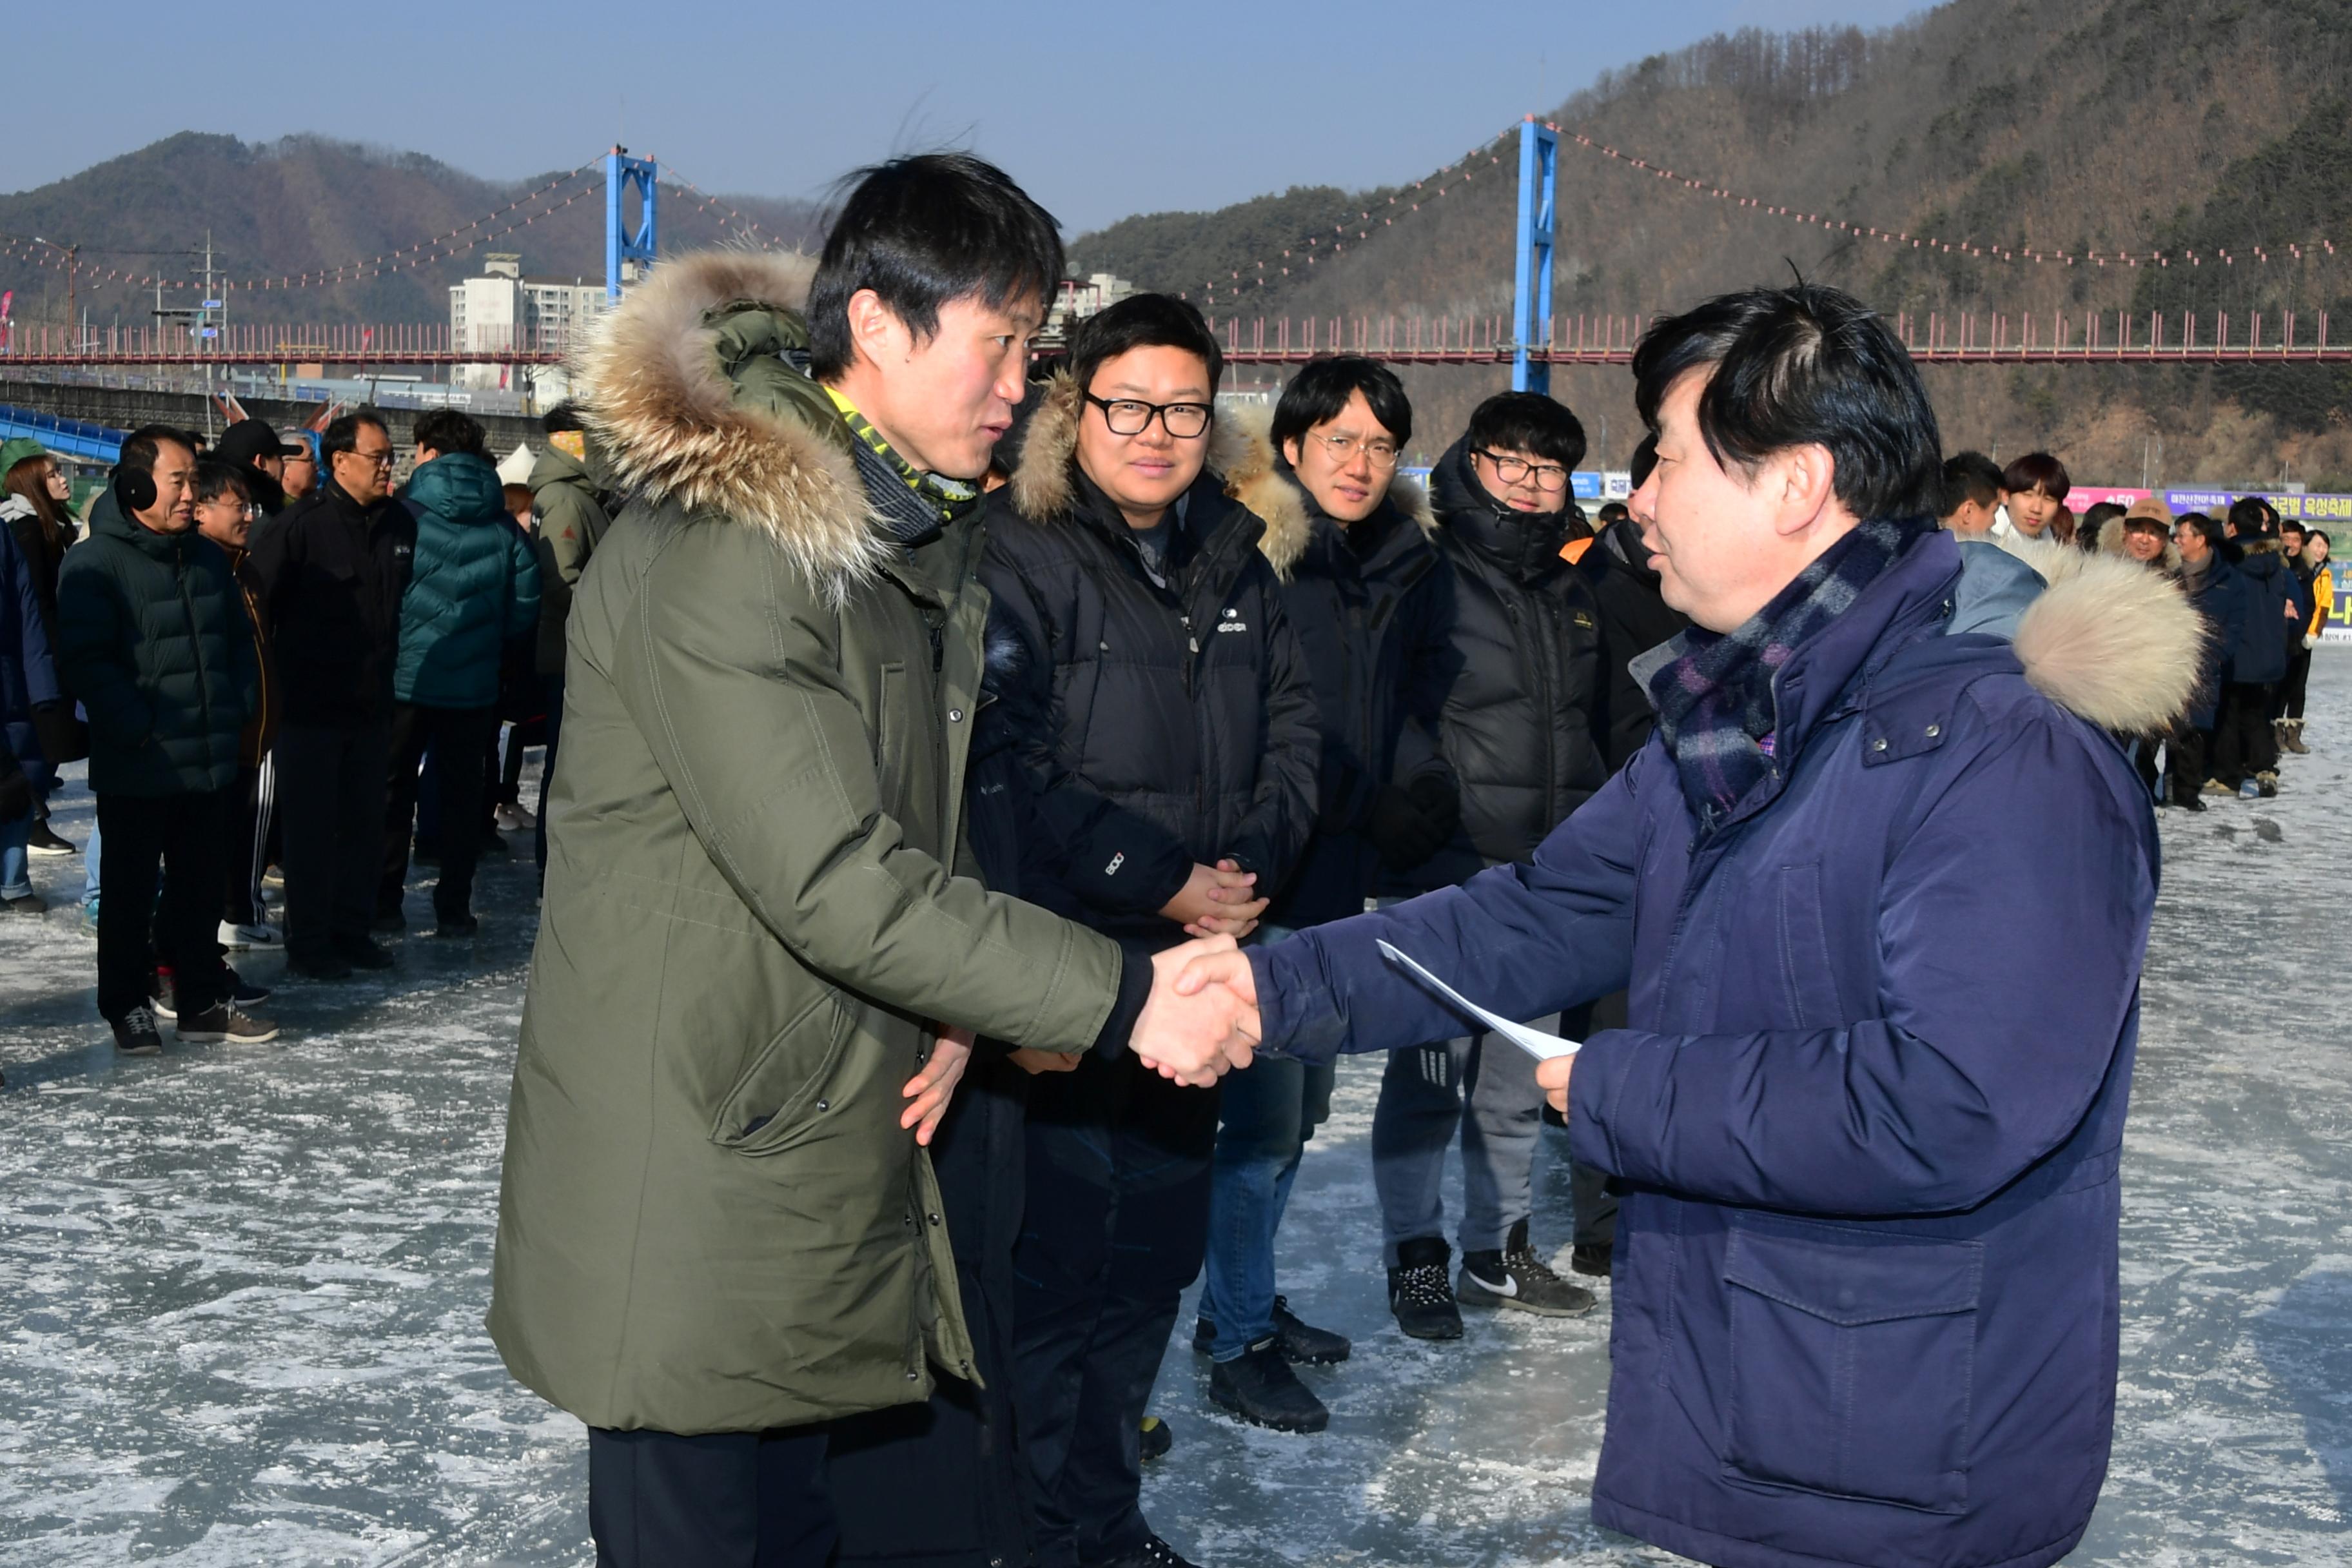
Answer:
[
  {"left": 249, "top": 407, "right": 415, "bottom": 979},
  {"left": 1366, "top": 388, "right": 1611, "bottom": 1337}
]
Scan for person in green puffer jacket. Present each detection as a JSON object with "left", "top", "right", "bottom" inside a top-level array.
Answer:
[
  {"left": 379, "top": 409, "right": 539, "bottom": 937},
  {"left": 487, "top": 155, "right": 1248, "bottom": 1568},
  {"left": 524, "top": 404, "right": 613, "bottom": 876},
  {"left": 55, "top": 426, "right": 263, "bottom": 1052}
]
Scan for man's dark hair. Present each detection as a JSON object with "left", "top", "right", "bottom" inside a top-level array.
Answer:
[
  {"left": 543, "top": 402, "right": 588, "bottom": 436},
  {"left": 1597, "top": 501, "right": 1631, "bottom": 525},
  {"left": 806, "top": 153, "right": 1064, "bottom": 382},
  {"left": 1939, "top": 451, "right": 2006, "bottom": 516},
  {"left": 1464, "top": 391, "right": 1587, "bottom": 470},
  {"left": 2281, "top": 519, "right": 2307, "bottom": 540},
  {"left": 2001, "top": 451, "right": 2070, "bottom": 502},
  {"left": 1628, "top": 431, "right": 1660, "bottom": 490},
  {"left": 119, "top": 424, "right": 196, "bottom": 475},
  {"left": 412, "top": 408, "right": 487, "bottom": 458},
  {"left": 191, "top": 459, "right": 253, "bottom": 506},
  {"left": 1632, "top": 282, "right": 1941, "bottom": 520},
  {"left": 2227, "top": 495, "right": 2276, "bottom": 536},
  {"left": 2079, "top": 500, "right": 2125, "bottom": 547},
  {"left": 1068, "top": 293, "right": 1224, "bottom": 399},
  {"left": 2182, "top": 512, "right": 2227, "bottom": 550},
  {"left": 1270, "top": 355, "right": 1413, "bottom": 453},
  {"left": 322, "top": 409, "right": 389, "bottom": 460}
]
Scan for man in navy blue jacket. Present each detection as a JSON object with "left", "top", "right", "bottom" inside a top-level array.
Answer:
[{"left": 1150, "top": 283, "right": 2204, "bottom": 1568}]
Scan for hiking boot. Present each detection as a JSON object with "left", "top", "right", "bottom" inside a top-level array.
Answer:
[
  {"left": 337, "top": 937, "right": 397, "bottom": 971},
  {"left": 27, "top": 821, "right": 76, "bottom": 857},
  {"left": 1194, "top": 1295, "right": 1351, "bottom": 1364},
  {"left": 1093, "top": 1533, "right": 1200, "bottom": 1568},
  {"left": 2284, "top": 719, "right": 2311, "bottom": 755},
  {"left": 287, "top": 949, "right": 355, "bottom": 981},
  {"left": 2257, "top": 770, "right": 2280, "bottom": 798},
  {"left": 111, "top": 1006, "right": 164, "bottom": 1057},
  {"left": 1570, "top": 1242, "right": 1614, "bottom": 1279},
  {"left": 1459, "top": 1220, "right": 1598, "bottom": 1318},
  {"left": 1387, "top": 1237, "right": 1464, "bottom": 1340},
  {"left": 176, "top": 1002, "right": 280, "bottom": 1044},
  {"left": 1137, "top": 1415, "right": 1172, "bottom": 1463},
  {"left": 1209, "top": 1338, "right": 1330, "bottom": 1433}
]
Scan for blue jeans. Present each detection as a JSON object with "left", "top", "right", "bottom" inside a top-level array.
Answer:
[
  {"left": 83, "top": 816, "right": 102, "bottom": 906},
  {"left": 0, "top": 810, "right": 29, "bottom": 899},
  {"left": 1199, "top": 1052, "right": 1337, "bottom": 1360}
]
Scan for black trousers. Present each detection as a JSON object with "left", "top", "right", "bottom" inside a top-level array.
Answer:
[
  {"left": 587, "top": 1424, "right": 834, "bottom": 1568},
  {"left": 2276, "top": 647, "right": 2313, "bottom": 722},
  {"left": 2213, "top": 683, "right": 2278, "bottom": 785},
  {"left": 96, "top": 791, "right": 226, "bottom": 1022},
  {"left": 381, "top": 703, "right": 496, "bottom": 921},
  {"left": 1014, "top": 1052, "right": 1216, "bottom": 1568},
  {"left": 277, "top": 722, "right": 390, "bottom": 962},
  {"left": 221, "top": 760, "right": 275, "bottom": 928}
]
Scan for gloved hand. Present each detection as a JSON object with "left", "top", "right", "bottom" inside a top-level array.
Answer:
[
  {"left": 0, "top": 761, "right": 32, "bottom": 824},
  {"left": 1367, "top": 783, "right": 1450, "bottom": 872},
  {"left": 1406, "top": 774, "right": 1462, "bottom": 841},
  {"left": 2306, "top": 633, "right": 2321, "bottom": 651}
]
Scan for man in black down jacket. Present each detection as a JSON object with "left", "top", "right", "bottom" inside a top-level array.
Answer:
[
  {"left": 55, "top": 426, "right": 265, "bottom": 1053},
  {"left": 1193, "top": 357, "right": 1458, "bottom": 1434},
  {"left": 246, "top": 409, "right": 415, "bottom": 979},
  {"left": 1373, "top": 391, "right": 1608, "bottom": 1337},
  {"left": 981, "top": 295, "right": 1318, "bottom": 1568}
]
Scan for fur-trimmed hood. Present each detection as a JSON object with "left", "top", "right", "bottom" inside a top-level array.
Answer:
[
  {"left": 2008, "top": 533, "right": 2207, "bottom": 734},
  {"left": 2097, "top": 516, "right": 2182, "bottom": 575},
  {"left": 1008, "top": 371, "right": 1403, "bottom": 579},
  {"left": 571, "top": 248, "right": 890, "bottom": 596}
]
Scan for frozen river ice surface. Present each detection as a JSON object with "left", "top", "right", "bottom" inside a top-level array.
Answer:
[{"left": 3, "top": 658, "right": 2349, "bottom": 1566}]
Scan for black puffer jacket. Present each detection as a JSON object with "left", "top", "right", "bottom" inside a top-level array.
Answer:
[
  {"left": 1391, "top": 437, "right": 1606, "bottom": 892},
  {"left": 1262, "top": 458, "right": 1458, "bottom": 927},
  {"left": 978, "top": 373, "right": 1320, "bottom": 943},
  {"left": 247, "top": 479, "right": 416, "bottom": 728},
  {"left": 54, "top": 488, "right": 256, "bottom": 796},
  {"left": 1578, "top": 513, "right": 1689, "bottom": 772}
]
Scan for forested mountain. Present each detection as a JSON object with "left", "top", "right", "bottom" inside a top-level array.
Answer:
[
  {"left": 1073, "top": 0, "right": 2352, "bottom": 485},
  {"left": 0, "top": 133, "right": 819, "bottom": 330}
]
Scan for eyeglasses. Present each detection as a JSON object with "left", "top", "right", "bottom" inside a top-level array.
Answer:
[
  {"left": 345, "top": 447, "right": 395, "bottom": 469},
  {"left": 1308, "top": 431, "right": 1402, "bottom": 469},
  {"left": 1474, "top": 449, "right": 1569, "bottom": 491},
  {"left": 1086, "top": 394, "right": 1212, "bottom": 440}
]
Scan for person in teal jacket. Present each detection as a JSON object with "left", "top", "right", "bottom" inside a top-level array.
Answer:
[{"left": 379, "top": 409, "right": 540, "bottom": 936}]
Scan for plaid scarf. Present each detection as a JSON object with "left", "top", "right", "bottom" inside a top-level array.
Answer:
[
  {"left": 1647, "top": 515, "right": 1936, "bottom": 828},
  {"left": 827, "top": 389, "right": 984, "bottom": 544}
]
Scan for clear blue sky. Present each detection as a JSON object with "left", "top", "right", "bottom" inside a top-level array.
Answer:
[{"left": 18, "top": 1, "right": 1926, "bottom": 233}]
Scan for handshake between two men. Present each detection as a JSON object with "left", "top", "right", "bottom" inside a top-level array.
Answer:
[{"left": 1122, "top": 931, "right": 1581, "bottom": 1114}]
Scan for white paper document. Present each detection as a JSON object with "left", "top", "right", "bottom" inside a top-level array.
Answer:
[{"left": 1376, "top": 941, "right": 1583, "bottom": 1061}]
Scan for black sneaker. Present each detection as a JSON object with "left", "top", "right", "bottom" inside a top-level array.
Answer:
[
  {"left": 432, "top": 914, "right": 480, "bottom": 939},
  {"left": 148, "top": 968, "right": 178, "bottom": 1021},
  {"left": 1459, "top": 1220, "right": 1597, "bottom": 1318},
  {"left": 1210, "top": 1338, "right": 1330, "bottom": 1433},
  {"left": 26, "top": 821, "right": 76, "bottom": 857},
  {"left": 1194, "top": 1295, "right": 1352, "bottom": 1364},
  {"left": 1387, "top": 1237, "right": 1464, "bottom": 1340},
  {"left": 177, "top": 1001, "right": 280, "bottom": 1044},
  {"left": 111, "top": 1006, "right": 164, "bottom": 1056},
  {"left": 286, "top": 950, "right": 355, "bottom": 981},
  {"left": 336, "top": 937, "right": 397, "bottom": 971},
  {"left": 1137, "top": 1415, "right": 1172, "bottom": 1464},
  {"left": 1093, "top": 1533, "right": 1200, "bottom": 1568},
  {"left": 226, "top": 968, "right": 272, "bottom": 1008},
  {"left": 1570, "top": 1243, "right": 1614, "bottom": 1279}
]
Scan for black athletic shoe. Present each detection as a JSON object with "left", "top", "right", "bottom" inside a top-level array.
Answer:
[
  {"left": 1194, "top": 1295, "right": 1352, "bottom": 1364},
  {"left": 336, "top": 937, "right": 397, "bottom": 971},
  {"left": 286, "top": 950, "right": 355, "bottom": 981},
  {"left": 176, "top": 1002, "right": 280, "bottom": 1044},
  {"left": 1092, "top": 1533, "right": 1200, "bottom": 1568},
  {"left": 432, "top": 914, "right": 480, "bottom": 939},
  {"left": 1387, "top": 1236, "right": 1464, "bottom": 1340},
  {"left": 226, "top": 969, "right": 272, "bottom": 1008},
  {"left": 1458, "top": 1220, "right": 1597, "bottom": 1318},
  {"left": 1137, "top": 1415, "right": 1172, "bottom": 1464},
  {"left": 1570, "top": 1243, "right": 1614, "bottom": 1279},
  {"left": 26, "top": 821, "right": 77, "bottom": 857},
  {"left": 1210, "top": 1338, "right": 1331, "bottom": 1433},
  {"left": 111, "top": 1006, "right": 164, "bottom": 1056}
]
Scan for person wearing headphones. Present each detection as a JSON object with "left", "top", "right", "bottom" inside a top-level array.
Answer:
[{"left": 55, "top": 426, "right": 269, "bottom": 1054}]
